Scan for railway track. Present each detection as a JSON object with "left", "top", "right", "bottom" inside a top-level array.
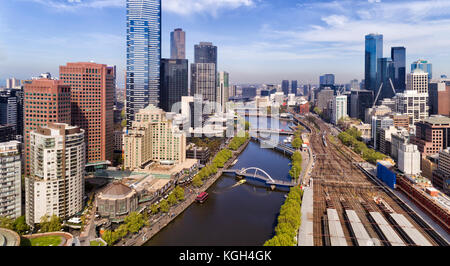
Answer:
[{"left": 301, "top": 114, "right": 447, "bottom": 246}]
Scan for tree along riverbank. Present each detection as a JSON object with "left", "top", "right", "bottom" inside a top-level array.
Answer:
[{"left": 114, "top": 136, "right": 250, "bottom": 246}]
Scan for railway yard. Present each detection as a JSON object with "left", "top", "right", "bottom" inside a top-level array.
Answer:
[{"left": 300, "top": 114, "right": 448, "bottom": 246}]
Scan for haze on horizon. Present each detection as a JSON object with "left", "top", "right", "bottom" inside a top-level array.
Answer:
[{"left": 1, "top": 0, "right": 450, "bottom": 86}]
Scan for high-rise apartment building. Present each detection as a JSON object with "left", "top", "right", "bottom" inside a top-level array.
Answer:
[
  {"left": 23, "top": 79, "right": 71, "bottom": 175},
  {"left": 391, "top": 47, "right": 406, "bottom": 93},
  {"left": 160, "top": 58, "right": 188, "bottom": 113},
  {"left": 372, "top": 116, "right": 394, "bottom": 150},
  {"left": 217, "top": 71, "right": 230, "bottom": 113},
  {"left": 331, "top": 95, "right": 347, "bottom": 125},
  {"left": 25, "top": 123, "right": 85, "bottom": 226},
  {"left": 60, "top": 62, "right": 115, "bottom": 170},
  {"left": 365, "top": 34, "right": 383, "bottom": 92},
  {"left": 6, "top": 78, "right": 21, "bottom": 89},
  {"left": 170, "top": 28, "right": 185, "bottom": 60},
  {"left": 123, "top": 105, "right": 186, "bottom": 170},
  {"left": 126, "top": 0, "right": 162, "bottom": 128},
  {"left": 398, "top": 144, "right": 421, "bottom": 176},
  {"left": 0, "top": 141, "right": 22, "bottom": 219},
  {"left": 411, "top": 59, "right": 432, "bottom": 80}
]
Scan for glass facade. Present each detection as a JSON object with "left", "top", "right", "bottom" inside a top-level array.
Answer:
[
  {"left": 411, "top": 59, "right": 432, "bottom": 80},
  {"left": 126, "top": 0, "right": 161, "bottom": 128},
  {"left": 282, "top": 80, "right": 289, "bottom": 95},
  {"left": 291, "top": 80, "right": 298, "bottom": 95},
  {"left": 365, "top": 34, "right": 383, "bottom": 92},
  {"left": 376, "top": 57, "right": 395, "bottom": 103},
  {"left": 160, "top": 59, "right": 188, "bottom": 112},
  {"left": 391, "top": 47, "right": 406, "bottom": 93}
]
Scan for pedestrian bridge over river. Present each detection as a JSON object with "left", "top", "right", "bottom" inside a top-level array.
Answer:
[{"left": 223, "top": 167, "right": 295, "bottom": 188}]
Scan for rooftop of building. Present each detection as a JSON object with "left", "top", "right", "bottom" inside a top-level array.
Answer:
[
  {"left": 422, "top": 115, "right": 450, "bottom": 126},
  {"left": 142, "top": 159, "right": 198, "bottom": 176},
  {"left": 99, "top": 181, "right": 135, "bottom": 198}
]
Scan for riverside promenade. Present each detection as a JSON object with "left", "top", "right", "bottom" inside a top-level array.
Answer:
[{"left": 119, "top": 139, "right": 250, "bottom": 246}]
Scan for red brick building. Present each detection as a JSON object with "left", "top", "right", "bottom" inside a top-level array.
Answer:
[
  {"left": 59, "top": 62, "right": 115, "bottom": 171},
  {"left": 23, "top": 79, "right": 71, "bottom": 175},
  {"left": 412, "top": 115, "right": 450, "bottom": 156}
]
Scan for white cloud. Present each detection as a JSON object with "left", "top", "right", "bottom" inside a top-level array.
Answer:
[{"left": 28, "top": 0, "right": 256, "bottom": 15}]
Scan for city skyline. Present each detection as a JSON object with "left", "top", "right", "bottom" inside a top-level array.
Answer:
[{"left": 2, "top": 0, "right": 450, "bottom": 86}]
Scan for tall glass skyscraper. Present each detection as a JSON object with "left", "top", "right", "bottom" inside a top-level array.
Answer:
[
  {"left": 282, "top": 80, "right": 289, "bottom": 95},
  {"left": 411, "top": 59, "right": 432, "bottom": 80},
  {"left": 365, "top": 34, "right": 383, "bottom": 93},
  {"left": 126, "top": 0, "right": 161, "bottom": 128},
  {"left": 391, "top": 47, "right": 406, "bottom": 93}
]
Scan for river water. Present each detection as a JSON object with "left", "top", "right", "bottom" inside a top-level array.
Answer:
[{"left": 144, "top": 117, "right": 293, "bottom": 246}]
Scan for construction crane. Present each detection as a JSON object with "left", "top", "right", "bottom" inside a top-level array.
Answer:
[{"left": 372, "top": 78, "right": 397, "bottom": 108}]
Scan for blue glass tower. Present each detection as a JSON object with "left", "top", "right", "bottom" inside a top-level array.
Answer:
[
  {"left": 365, "top": 34, "right": 383, "bottom": 93},
  {"left": 411, "top": 59, "right": 432, "bottom": 80},
  {"left": 126, "top": 0, "right": 161, "bottom": 128},
  {"left": 391, "top": 47, "right": 406, "bottom": 93}
]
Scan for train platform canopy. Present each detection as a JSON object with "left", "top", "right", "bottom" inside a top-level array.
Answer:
[
  {"left": 369, "top": 212, "right": 405, "bottom": 246},
  {"left": 327, "top": 209, "right": 348, "bottom": 246},
  {"left": 389, "top": 213, "right": 433, "bottom": 246},
  {"left": 345, "top": 210, "right": 375, "bottom": 246}
]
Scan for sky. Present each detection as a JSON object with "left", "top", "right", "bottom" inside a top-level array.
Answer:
[{"left": 1, "top": 0, "right": 450, "bottom": 86}]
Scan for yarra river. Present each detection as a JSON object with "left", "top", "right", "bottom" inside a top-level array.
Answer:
[{"left": 144, "top": 117, "right": 294, "bottom": 246}]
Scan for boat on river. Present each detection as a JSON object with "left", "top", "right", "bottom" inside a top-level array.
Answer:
[{"left": 196, "top": 192, "right": 208, "bottom": 203}]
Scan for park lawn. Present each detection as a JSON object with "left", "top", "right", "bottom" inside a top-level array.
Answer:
[
  {"left": 30, "top": 235, "right": 63, "bottom": 246},
  {"left": 90, "top": 240, "right": 105, "bottom": 246}
]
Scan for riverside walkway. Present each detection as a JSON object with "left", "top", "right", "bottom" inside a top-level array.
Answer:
[{"left": 121, "top": 139, "right": 251, "bottom": 246}]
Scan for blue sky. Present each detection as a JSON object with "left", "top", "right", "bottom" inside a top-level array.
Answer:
[{"left": 1, "top": 0, "right": 450, "bottom": 86}]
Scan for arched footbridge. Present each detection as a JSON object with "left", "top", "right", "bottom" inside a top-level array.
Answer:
[{"left": 223, "top": 167, "right": 295, "bottom": 188}]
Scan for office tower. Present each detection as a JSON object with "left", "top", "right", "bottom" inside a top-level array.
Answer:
[
  {"left": 0, "top": 141, "right": 21, "bottom": 219},
  {"left": 316, "top": 89, "right": 334, "bottom": 112},
  {"left": 170, "top": 28, "right": 185, "bottom": 59},
  {"left": 365, "top": 33, "right": 383, "bottom": 92},
  {"left": 6, "top": 78, "right": 20, "bottom": 89},
  {"left": 126, "top": 0, "right": 162, "bottom": 128},
  {"left": 331, "top": 95, "right": 347, "bottom": 125},
  {"left": 191, "top": 42, "right": 218, "bottom": 106},
  {"left": 0, "top": 94, "right": 17, "bottom": 128},
  {"left": 406, "top": 69, "right": 429, "bottom": 93},
  {"left": 349, "top": 90, "right": 373, "bottom": 121},
  {"left": 123, "top": 105, "right": 186, "bottom": 170},
  {"left": 60, "top": 62, "right": 115, "bottom": 171},
  {"left": 242, "top": 87, "right": 257, "bottom": 99},
  {"left": 0, "top": 125, "right": 15, "bottom": 142},
  {"left": 160, "top": 58, "right": 188, "bottom": 112},
  {"left": 194, "top": 42, "right": 217, "bottom": 64},
  {"left": 395, "top": 90, "right": 429, "bottom": 125},
  {"left": 429, "top": 80, "right": 450, "bottom": 116},
  {"left": 217, "top": 71, "right": 229, "bottom": 113},
  {"left": 191, "top": 63, "right": 216, "bottom": 104},
  {"left": 10, "top": 89, "right": 24, "bottom": 137},
  {"left": 412, "top": 115, "right": 450, "bottom": 156},
  {"left": 290, "top": 80, "right": 298, "bottom": 96},
  {"left": 282, "top": 80, "right": 289, "bottom": 95},
  {"left": 350, "top": 79, "right": 359, "bottom": 90},
  {"left": 411, "top": 59, "right": 432, "bottom": 80},
  {"left": 25, "top": 123, "right": 85, "bottom": 226},
  {"left": 372, "top": 116, "right": 394, "bottom": 150},
  {"left": 23, "top": 79, "right": 71, "bottom": 176},
  {"left": 319, "top": 74, "right": 335, "bottom": 87},
  {"left": 375, "top": 57, "right": 395, "bottom": 104},
  {"left": 391, "top": 47, "right": 406, "bottom": 93}
]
